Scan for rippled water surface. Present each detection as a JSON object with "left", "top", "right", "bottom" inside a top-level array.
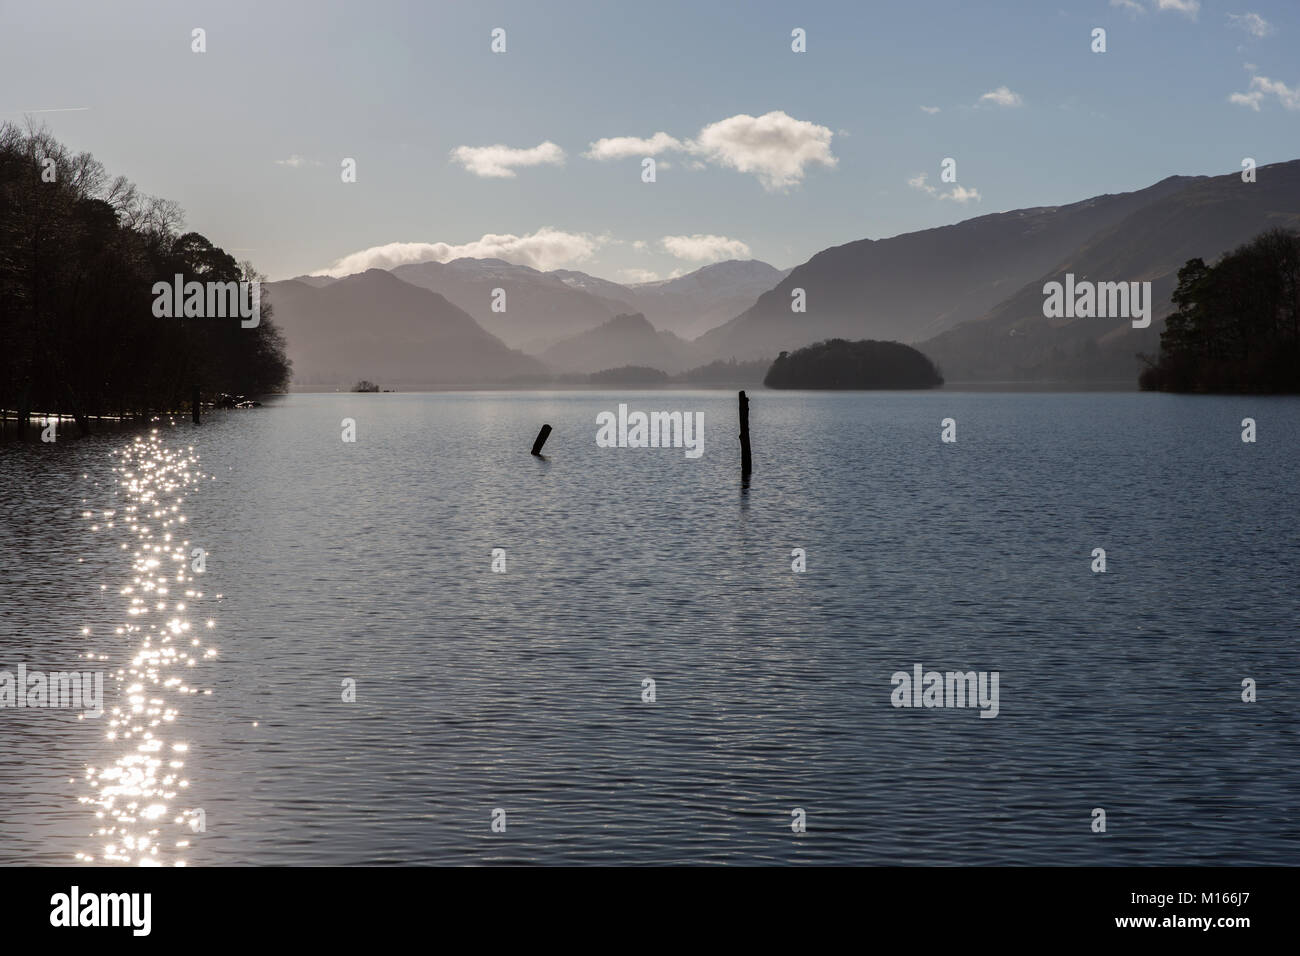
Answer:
[{"left": 1, "top": 390, "right": 1297, "bottom": 865}]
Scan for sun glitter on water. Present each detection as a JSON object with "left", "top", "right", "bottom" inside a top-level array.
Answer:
[{"left": 76, "top": 430, "right": 218, "bottom": 866}]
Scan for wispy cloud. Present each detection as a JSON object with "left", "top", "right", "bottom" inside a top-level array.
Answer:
[
  {"left": 274, "top": 155, "right": 321, "bottom": 168},
  {"left": 943, "top": 185, "right": 982, "bottom": 203},
  {"left": 1109, "top": 0, "right": 1199, "bottom": 17},
  {"left": 1156, "top": 0, "right": 1200, "bottom": 19},
  {"left": 1227, "top": 12, "right": 1274, "bottom": 38},
  {"left": 919, "top": 105, "right": 941, "bottom": 114},
  {"left": 584, "top": 132, "right": 683, "bottom": 160},
  {"left": 907, "top": 173, "right": 982, "bottom": 204},
  {"left": 659, "top": 234, "right": 752, "bottom": 262},
  {"left": 449, "top": 141, "right": 565, "bottom": 178},
  {"left": 977, "top": 86, "right": 1023, "bottom": 108},
  {"left": 585, "top": 111, "right": 837, "bottom": 191},
  {"left": 311, "top": 227, "right": 601, "bottom": 276},
  {"left": 618, "top": 267, "right": 662, "bottom": 283},
  {"left": 1229, "top": 74, "right": 1300, "bottom": 111}
]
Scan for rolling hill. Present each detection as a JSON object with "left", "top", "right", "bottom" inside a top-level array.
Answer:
[
  {"left": 265, "top": 270, "right": 544, "bottom": 388},
  {"left": 921, "top": 160, "right": 1300, "bottom": 382},
  {"left": 694, "top": 174, "right": 1201, "bottom": 362}
]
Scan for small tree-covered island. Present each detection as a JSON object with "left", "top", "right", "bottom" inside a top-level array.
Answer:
[{"left": 763, "top": 339, "right": 945, "bottom": 389}]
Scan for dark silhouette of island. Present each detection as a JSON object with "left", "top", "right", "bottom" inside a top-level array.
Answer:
[
  {"left": 351, "top": 380, "right": 380, "bottom": 393},
  {"left": 764, "top": 339, "right": 943, "bottom": 389},
  {"left": 1140, "top": 228, "right": 1300, "bottom": 393},
  {"left": 0, "top": 123, "right": 291, "bottom": 435}
]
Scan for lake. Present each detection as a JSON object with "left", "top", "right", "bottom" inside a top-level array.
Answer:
[{"left": 1, "top": 390, "right": 1297, "bottom": 865}]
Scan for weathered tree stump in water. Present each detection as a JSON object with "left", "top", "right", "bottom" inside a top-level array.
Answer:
[
  {"left": 739, "top": 390, "right": 752, "bottom": 478},
  {"left": 531, "top": 424, "right": 552, "bottom": 456}
]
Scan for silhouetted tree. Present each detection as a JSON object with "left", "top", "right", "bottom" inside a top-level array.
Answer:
[
  {"left": 1141, "top": 229, "right": 1300, "bottom": 392},
  {"left": 0, "top": 121, "right": 291, "bottom": 434}
]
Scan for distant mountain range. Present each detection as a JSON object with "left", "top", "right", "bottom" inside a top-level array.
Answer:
[
  {"left": 389, "top": 258, "right": 635, "bottom": 352},
  {"left": 923, "top": 160, "right": 1300, "bottom": 382},
  {"left": 270, "top": 160, "right": 1300, "bottom": 388},
  {"left": 266, "top": 270, "right": 543, "bottom": 388},
  {"left": 694, "top": 175, "right": 1199, "bottom": 362},
  {"left": 540, "top": 313, "right": 695, "bottom": 374},
  {"left": 623, "top": 260, "right": 791, "bottom": 339},
  {"left": 272, "top": 257, "right": 788, "bottom": 387}
]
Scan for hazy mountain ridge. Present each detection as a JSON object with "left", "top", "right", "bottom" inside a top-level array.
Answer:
[
  {"left": 694, "top": 175, "right": 1202, "bottom": 363},
  {"left": 922, "top": 160, "right": 1300, "bottom": 382},
  {"left": 286, "top": 258, "right": 791, "bottom": 355},
  {"left": 274, "top": 163, "right": 1300, "bottom": 386},
  {"left": 539, "top": 312, "right": 698, "bottom": 374},
  {"left": 623, "top": 260, "right": 792, "bottom": 338},
  {"left": 389, "top": 258, "right": 636, "bottom": 352},
  {"left": 265, "top": 269, "right": 544, "bottom": 388}
]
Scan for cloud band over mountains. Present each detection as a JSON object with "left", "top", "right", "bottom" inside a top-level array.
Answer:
[
  {"left": 310, "top": 228, "right": 756, "bottom": 277},
  {"left": 311, "top": 228, "right": 602, "bottom": 276}
]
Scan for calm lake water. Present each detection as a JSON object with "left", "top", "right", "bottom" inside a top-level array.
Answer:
[{"left": 1, "top": 390, "right": 1297, "bottom": 866}]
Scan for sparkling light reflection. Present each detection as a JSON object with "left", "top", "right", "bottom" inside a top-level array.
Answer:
[{"left": 77, "top": 430, "right": 216, "bottom": 866}]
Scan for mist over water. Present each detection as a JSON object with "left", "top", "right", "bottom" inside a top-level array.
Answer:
[{"left": 2, "top": 391, "right": 1297, "bottom": 865}]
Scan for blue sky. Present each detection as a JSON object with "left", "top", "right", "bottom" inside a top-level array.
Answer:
[{"left": 2, "top": 0, "right": 1297, "bottom": 281}]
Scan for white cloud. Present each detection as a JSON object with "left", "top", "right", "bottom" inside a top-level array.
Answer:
[
  {"left": 907, "top": 173, "right": 981, "bottom": 204},
  {"left": 583, "top": 132, "right": 684, "bottom": 160},
  {"left": 586, "top": 111, "right": 836, "bottom": 190},
  {"left": 1230, "top": 74, "right": 1300, "bottom": 111},
  {"left": 1228, "top": 12, "right": 1274, "bottom": 38},
  {"left": 311, "top": 227, "right": 602, "bottom": 277},
  {"left": 978, "top": 86, "right": 1023, "bottom": 108},
  {"left": 618, "top": 268, "right": 661, "bottom": 284},
  {"left": 688, "top": 111, "right": 837, "bottom": 190},
  {"left": 920, "top": 105, "right": 941, "bottom": 114},
  {"left": 1112, "top": 0, "right": 1200, "bottom": 15},
  {"left": 659, "top": 234, "right": 752, "bottom": 262},
  {"left": 275, "top": 155, "right": 320, "bottom": 168},
  {"left": 449, "top": 141, "right": 565, "bottom": 178},
  {"left": 941, "top": 185, "right": 982, "bottom": 204},
  {"left": 1156, "top": 0, "right": 1199, "bottom": 18},
  {"left": 908, "top": 173, "right": 936, "bottom": 195}
]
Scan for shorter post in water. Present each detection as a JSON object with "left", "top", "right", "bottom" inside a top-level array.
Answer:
[
  {"left": 531, "top": 423, "right": 552, "bottom": 456},
  {"left": 738, "top": 390, "right": 752, "bottom": 479}
]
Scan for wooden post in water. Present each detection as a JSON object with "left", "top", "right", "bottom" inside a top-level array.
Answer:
[
  {"left": 531, "top": 423, "right": 552, "bottom": 456},
  {"left": 192, "top": 385, "right": 201, "bottom": 425},
  {"left": 738, "top": 390, "right": 752, "bottom": 479}
]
